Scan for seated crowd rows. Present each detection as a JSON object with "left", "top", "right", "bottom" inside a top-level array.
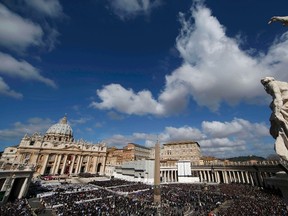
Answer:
[{"left": 0, "top": 179, "right": 287, "bottom": 216}]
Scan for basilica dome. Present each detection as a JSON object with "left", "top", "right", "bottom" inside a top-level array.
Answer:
[{"left": 46, "top": 116, "right": 73, "bottom": 137}]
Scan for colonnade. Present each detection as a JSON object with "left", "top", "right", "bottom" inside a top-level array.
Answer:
[
  {"left": 197, "top": 169, "right": 277, "bottom": 187},
  {"left": 160, "top": 170, "right": 178, "bottom": 182},
  {"left": 155, "top": 164, "right": 282, "bottom": 187}
]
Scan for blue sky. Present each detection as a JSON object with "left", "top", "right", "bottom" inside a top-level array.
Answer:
[{"left": 1, "top": 0, "right": 288, "bottom": 158}]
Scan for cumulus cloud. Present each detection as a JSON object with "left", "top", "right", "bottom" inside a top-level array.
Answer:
[
  {"left": 0, "top": 117, "right": 53, "bottom": 143},
  {"left": 0, "top": 77, "right": 22, "bottom": 99},
  {"left": 23, "top": 0, "right": 63, "bottom": 18},
  {"left": 161, "top": 126, "right": 205, "bottom": 141},
  {"left": 107, "top": 0, "right": 162, "bottom": 20},
  {"left": 0, "top": 1, "right": 64, "bottom": 98},
  {"left": 202, "top": 118, "right": 268, "bottom": 139},
  {"left": 0, "top": 52, "right": 57, "bottom": 88},
  {"left": 70, "top": 117, "right": 92, "bottom": 125},
  {"left": 92, "top": 1, "right": 288, "bottom": 115},
  {"left": 90, "top": 84, "right": 163, "bottom": 115},
  {"left": 0, "top": 3, "right": 43, "bottom": 52}
]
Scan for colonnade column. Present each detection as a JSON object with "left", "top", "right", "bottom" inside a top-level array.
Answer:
[
  {"left": 241, "top": 172, "right": 245, "bottom": 183},
  {"left": 245, "top": 172, "right": 250, "bottom": 184},
  {"left": 249, "top": 173, "right": 254, "bottom": 186},
  {"left": 199, "top": 171, "right": 203, "bottom": 182},
  {"left": 224, "top": 171, "right": 229, "bottom": 183},
  {"left": 215, "top": 171, "right": 220, "bottom": 183}
]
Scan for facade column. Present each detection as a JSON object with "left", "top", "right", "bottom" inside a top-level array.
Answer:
[
  {"left": 91, "top": 157, "right": 97, "bottom": 174},
  {"left": 77, "top": 156, "right": 84, "bottom": 173},
  {"left": 51, "top": 155, "right": 59, "bottom": 175},
  {"left": 69, "top": 155, "right": 76, "bottom": 174},
  {"left": 55, "top": 155, "right": 62, "bottom": 175},
  {"left": 74, "top": 155, "right": 80, "bottom": 174},
  {"left": 40, "top": 154, "right": 49, "bottom": 175},
  {"left": 18, "top": 177, "right": 29, "bottom": 198},
  {"left": 61, "top": 155, "right": 68, "bottom": 174},
  {"left": 2, "top": 176, "right": 16, "bottom": 204},
  {"left": 85, "top": 156, "right": 91, "bottom": 172}
]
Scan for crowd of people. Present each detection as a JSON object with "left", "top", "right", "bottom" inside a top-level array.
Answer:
[
  {"left": 0, "top": 177, "right": 287, "bottom": 215},
  {"left": 0, "top": 198, "right": 33, "bottom": 216},
  {"left": 41, "top": 180, "right": 288, "bottom": 215}
]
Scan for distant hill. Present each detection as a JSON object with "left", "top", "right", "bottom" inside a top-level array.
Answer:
[{"left": 225, "top": 155, "right": 266, "bottom": 162}]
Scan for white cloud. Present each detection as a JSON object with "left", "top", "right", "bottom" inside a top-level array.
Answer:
[
  {"left": 0, "top": 3, "right": 43, "bottom": 52},
  {"left": 91, "top": 84, "right": 163, "bottom": 115},
  {"left": 171, "top": 5, "right": 277, "bottom": 111},
  {"left": 0, "top": 117, "right": 53, "bottom": 142},
  {"left": 200, "top": 138, "right": 247, "bottom": 158},
  {"left": 202, "top": 118, "right": 269, "bottom": 139},
  {"left": 70, "top": 117, "right": 91, "bottom": 125},
  {"left": 0, "top": 52, "right": 56, "bottom": 88},
  {"left": 93, "top": 2, "right": 288, "bottom": 115},
  {"left": 107, "top": 0, "right": 162, "bottom": 20},
  {"left": 23, "top": 0, "right": 63, "bottom": 18},
  {"left": 161, "top": 126, "right": 206, "bottom": 141},
  {"left": 0, "top": 77, "right": 22, "bottom": 99},
  {"left": 103, "top": 134, "right": 133, "bottom": 147}
]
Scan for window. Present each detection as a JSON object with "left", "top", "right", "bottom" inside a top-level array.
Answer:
[{"left": 30, "top": 141, "right": 35, "bottom": 146}]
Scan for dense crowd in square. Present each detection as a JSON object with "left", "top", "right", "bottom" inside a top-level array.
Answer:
[{"left": 0, "top": 178, "right": 287, "bottom": 215}]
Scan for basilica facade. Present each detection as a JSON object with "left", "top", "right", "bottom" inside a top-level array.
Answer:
[{"left": 8, "top": 116, "right": 107, "bottom": 176}]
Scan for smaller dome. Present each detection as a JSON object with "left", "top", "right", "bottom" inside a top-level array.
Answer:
[{"left": 46, "top": 116, "right": 73, "bottom": 137}]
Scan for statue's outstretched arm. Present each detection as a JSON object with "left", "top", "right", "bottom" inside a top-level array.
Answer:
[{"left": 268, "top": 16, "right": 288, "bottom": 26}]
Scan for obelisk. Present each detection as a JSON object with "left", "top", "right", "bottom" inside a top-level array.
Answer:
[{"left": 154, "top": 141, "right": 161, "bottom": 205}]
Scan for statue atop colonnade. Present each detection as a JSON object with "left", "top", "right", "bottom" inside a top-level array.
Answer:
[{"left": 261, "top": 77, "right": 288, "bottom": 161}]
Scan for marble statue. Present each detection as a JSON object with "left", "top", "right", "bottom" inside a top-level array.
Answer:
[
  {"left": 261, "top": 77, "right": 288, "bottom": 160},
  {"left": 268, "top": 16, "right": 288, "bottom": 26}
]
